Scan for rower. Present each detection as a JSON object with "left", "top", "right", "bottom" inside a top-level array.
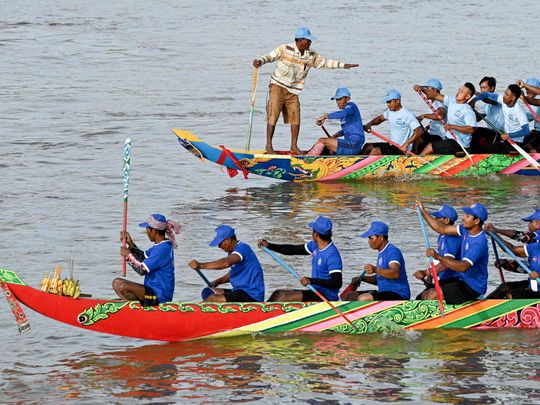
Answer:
[
  {"left": 415, "top": 82, "right": 477, "bottom": 155},
  {"left": 115, "top": 213, "right": 182, "bottom": 306},
  {"left": 362, "top": 89, "right": 423, "bottom": 155},
  {"left": 415, "top": 78, "right": 446, "bottom": 153},
  {"left": 472, "top": 84, "right": 531, "bottom": 154},
  {"left": 485, "top": 223, "right": 540, "bottom": 299},
  {"left": 344, "top": 221, "right": 410, "bottom": 301},
  {"left": 188, "top": 225, "right": 265, "bottom": 302},
  {"left": 259, "top": 216, "right": 343, "bottom": 302},
  {"left": 414, "top": 204, "right": 462, "bottom": 299},
  {"left": 517, "top": 78, "right": 540, "bottom": 152},
  {"left": 415, "top": 201, "right": 489, "bottom": 305},
  {"left": 306, "top": 87, "right": 364, "bottom": 156}
]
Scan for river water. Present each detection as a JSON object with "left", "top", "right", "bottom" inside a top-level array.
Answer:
[{"left": 1, "top": 0, "right": 539, "bottom": 403}]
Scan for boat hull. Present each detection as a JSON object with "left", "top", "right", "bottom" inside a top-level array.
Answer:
[
  {"left": 2, "top": 269, "right": 539, "bottom": 342},
  {"left": 172, "top": 129, "right": 540, "bottom": 181}
]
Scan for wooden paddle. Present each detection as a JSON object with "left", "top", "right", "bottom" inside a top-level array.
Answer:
[
  {"left": 417, "top": 207, "right": 445, "bottom": 317},
  {"left": 470, "top": 107, "right": 540, "bottom": 172},
  {"left": 320, "top": 124, "right": 332, "bottom": 138},
  {"left": 490, "top": 235, "right": 506, "bottom": 283},
  {"left": 522, "top": 97, "right": 540, "bottom": 124},
  {"left": 262, "top": 246, "right": 359, "bottom": 331},
  {"left": 369, "top": 129, "right": 451, "bottom": 176},
  {"left": 0, "top": 280, "right": 30, "bottom": 333},
  {"left": 339, "top": 270, "right": 365, "bottom": 300},
  {"left": 245, "top": 67, "right": 259, "bottom": 150},
  {"left": 488, "top": 231, "right": 540, "bottom": 283},
  {"left": 122, "top": 138, "right": 132, "bottom": 277},
  {"left": 416, "top": 89, "right": 476, "bottom": 167}
]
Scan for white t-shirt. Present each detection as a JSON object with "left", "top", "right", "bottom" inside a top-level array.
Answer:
[
  {"left": 383, "top": 107, "right": 420, "bottom": 146},
  {"left": 443, "top": 96, "right": 477, "bottom": 148},
  {"left": 484, "top": 102, "right": 505, "bottom": 132},
  {"left": 496, "top": 94, "right": 529, "bottom": 142},
  {"left": 428, "top": 100, "right": 445, "bottom": 138}
]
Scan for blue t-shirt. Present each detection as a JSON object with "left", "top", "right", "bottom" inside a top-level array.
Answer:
[
  {"left": 143, "top": 240, "right": 175, "bottom": 303},
  {"left": 327, "top": 102, "right": 365, "bottom": 148},
  {"left": 443, "top": 96, "right": 477, "bottom": 148},
  {"left": 437, "top": 234, "right": 462, "bottom": 281},
  {"left": 229, "top": 242, "right": 265, "bottom": 302},
  {"left": 375, "top": 243, "right": 411, "bottom": 299},
  {"left": 305, "top": 240, "right": 342, "bottom": 301},
  {"left": 383, "top": 107, "right": 420, "bottom": 147},
  {"left": 524, "top": 242, "right": 540, "bottom": 292},
  {"left": 456, "top": 224, "right": 489, "bottom": 295}
]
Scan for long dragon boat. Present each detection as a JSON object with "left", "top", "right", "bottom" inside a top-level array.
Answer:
[
  {"left": 173, "top": 129, "right": 540, "bottom": 181},
  {"left": 2, "top": 268, "right": 539, "bottom": 342}
]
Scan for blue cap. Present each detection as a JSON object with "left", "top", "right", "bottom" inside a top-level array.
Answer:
[
  {"left": 295, "top": 26, "right": 316, "bottom": 42},
  {"left": 308, "top": 216, "right": 332, "bottom": 235},
  {"left": 209, "top": 224, "right": 236, "bottom": 247},
  {"left": 331, "top": 87, "right": 351, "bottom": 100},
  {"left": 138, "top": 213, "right": 167, "bottom": 229},
  {"left": 525, "top": 77, "right": 540, "bottom": 88},
  {"left": 522, "top": 209, "right": 540, "bottom": 221},
  {"left": 384, "top": 89, "right": 401, "bottom": 102},
  {"left": 462, "top": 203, "right": 488, "bottom": 222},
  {"left": 431, "top": 204, "right": 458, "bottom": 222},
  {"left": 425, "top": 78, "right": 443, "bottom": 91},
  {"left": 360, "top": 221, "right": 389, "bottom": 238}
]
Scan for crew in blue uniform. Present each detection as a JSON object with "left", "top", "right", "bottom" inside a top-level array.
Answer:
[
  {"left": 344, "top": 221, "right": 411, "bottom": 301},
  {"left": 416, "top": 201, "right": 489, "bottom": 304},
  {"left": 189, "top": 225, "right": 265, "bottom": 302},
  {"left": 116, "top": 213, "right": 183, "bottom": 306},
  {"left": 259, "top": 216, "right": 343, "bottom": 301},
  {"left": 312, "top": 87, "right": 365, "bottom": 155},
  {"left": 414, "top": 204, "right": 462, "bottom": 299}
]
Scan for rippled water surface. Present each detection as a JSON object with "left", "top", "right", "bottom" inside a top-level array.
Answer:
[{"left": 1, "top": 0, "right": 539, "bottom": 403}]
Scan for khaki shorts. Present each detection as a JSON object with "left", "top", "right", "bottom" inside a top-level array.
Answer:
[{"left": 266, "top": 84, "right": 301, "bottom": 125}]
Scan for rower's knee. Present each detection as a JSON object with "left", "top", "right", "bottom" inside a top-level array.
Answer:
[
  {"left": 370, "top": 147, "right": 381, "bottom": 155},
  {"left": 343, "top": 291, "right": 360, "bottom": 301},
  {"left": 423, "top": 288, "right": 439, "bottom": 301},
  {"left": 358, "top": 293, "right": 374, "bottom": 301},
  {"left": 268, "top": 289, "right": 288, "bottom": 302},
  {"left": 112, "top": 278, "right": 124, "bottom": 293}
]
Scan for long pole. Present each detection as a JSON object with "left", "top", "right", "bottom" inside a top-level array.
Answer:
[
  {"left": 416, "top": 89, "right": 476, "bottom": 167},
  {"left": 246, "top": 67, "right": 259, "bottom": 150},
  {"left": 417, "top": 208, "right": 445, "bottom": 317},
  {"left": 369, "top": 129, "right": 451, "bottom": 176},
  {"left": 321, "top": 124, "right": 331, "bottom": 138},
  {"left": 488, "top": 231, "right": 540, "bottom": 283},
  {"left": 263, "top": 247, "right": 359, "bottom": 331},
  {"left": 471, "top": 107, "right": 540, "bottom": 172},
  {"left": 122, "top": 138, "right": 132, "bottom": 277},
  {"left": 490, "top": 236, "right": 506, "bottom": 283}
]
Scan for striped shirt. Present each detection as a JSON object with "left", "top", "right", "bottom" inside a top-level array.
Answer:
[{"left": 258, "top": 43, "right": 346, "bottom": 95}]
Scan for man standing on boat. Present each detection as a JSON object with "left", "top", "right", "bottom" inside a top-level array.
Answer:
[
  {"left": 253, "top": 27, "right": 359, "bottom": 155},
  {"left": 362, "top": 89, "right": 423, "bottom": 155},
  {"left": 258, "top": 216, "right": 343, "bottom": 301},
  {"left": 306, "top": 87, "right": 364, "bottom": 155},
  {"left": 415, "top": 201, "right": 489, "bottom": 304},
  {"left": 116, "top": 213, "right": 182, "bottom": 306},
  {"left": 343, "top": 221, "right": 411, "bottom": 301},
  {"left": 189, "top": 225, "right": 265, "bottom": 302},
  {"left": 413, "top": 204, "right": 462, "bottom": 299},
  {"left": 415, "top": 83, "right": 477, "bottom": 155}
]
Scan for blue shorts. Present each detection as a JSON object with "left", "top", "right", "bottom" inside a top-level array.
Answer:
[{"left": 337, "top": 137, "right": 363, "bottom": 155}]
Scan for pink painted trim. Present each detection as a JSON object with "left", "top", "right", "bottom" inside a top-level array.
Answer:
[
  {"left": 300, "top": 300, "right": 403, "bottom": 332},
  {"left": 319, "top": 156, "right": 383, "bottom": 181},
  {"left": 501, "top": 153, "right": 540, "bottom": 174}
]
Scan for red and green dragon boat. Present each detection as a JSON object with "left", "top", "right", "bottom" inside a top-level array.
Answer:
[
  {"left": 173, "top": 129, "right": 540, "bottom": 181},
  {"left": 2, "top": 268, "right": 539, "bottom": 342}
]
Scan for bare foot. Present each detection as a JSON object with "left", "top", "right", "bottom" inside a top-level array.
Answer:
[
  {"left": 290, "top": 147, "right": 303, "bottom": 155},
  {"left": 265, "top": 147, "right": 276, "bottom": 154}
]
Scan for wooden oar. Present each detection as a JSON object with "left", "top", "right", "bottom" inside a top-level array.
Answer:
[
  {"left": 488, "top": 231, "right": 540, "bottom": 283},
  {"left": 321, "top": 124, "right": 331, "bottom": 138},
  {"left": 416, "top": 89, "right": 476, "bottom": 167},
  {"left": 195, "top": 269, "right": 212, "bottom": 287},
  {"left": 0, "top": 281, "right": 30, "bottom": 333},
  {"left": 522, "top": 97, "right": 540, "bottom": 124},
  {"left": 122, "top": 138, "right": 132, "bottom": 277},
  {"left": 245, "top": 67, "right": 259, "bottom": 150},
  {"left": 417, "top": 207, "right": 445, "bottom": 317},
  {"left": 369, "top": 129, "right": 451, "bottom": 176},
  {"left": 262, "top": 246, "right": 359, "bottom": 331},
  {"left": 471, "top": 107, "right": 540, "bottom": 172},
  {"left": 490, "top": 235, "right": 506, "bottom": 283},
  {"left": 339, "top": 270, "right": 365, "bottom": 300}
]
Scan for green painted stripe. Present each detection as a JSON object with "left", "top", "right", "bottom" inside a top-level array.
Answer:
[
  {"left": 343, "top": 156, "right": 402, "bottom": 179},
  {"left": 0, "top": 268, "right": 25, "bottom": 285},
  {"left": 262, "top": 301, "right": 374, "bottom": 332},
  {"left": 413, "top": 155, "right": 456, "bottom": 174},
  {"left": 441, "top": 299, "right": 540, "bottom": 328},
  {"left": 455, "top": 154, "right": 523, "bottom": 177}
]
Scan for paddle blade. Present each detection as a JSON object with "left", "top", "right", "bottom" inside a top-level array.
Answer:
[{"left": 339, "top": 282, "right": 358, "bottom": 300}]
